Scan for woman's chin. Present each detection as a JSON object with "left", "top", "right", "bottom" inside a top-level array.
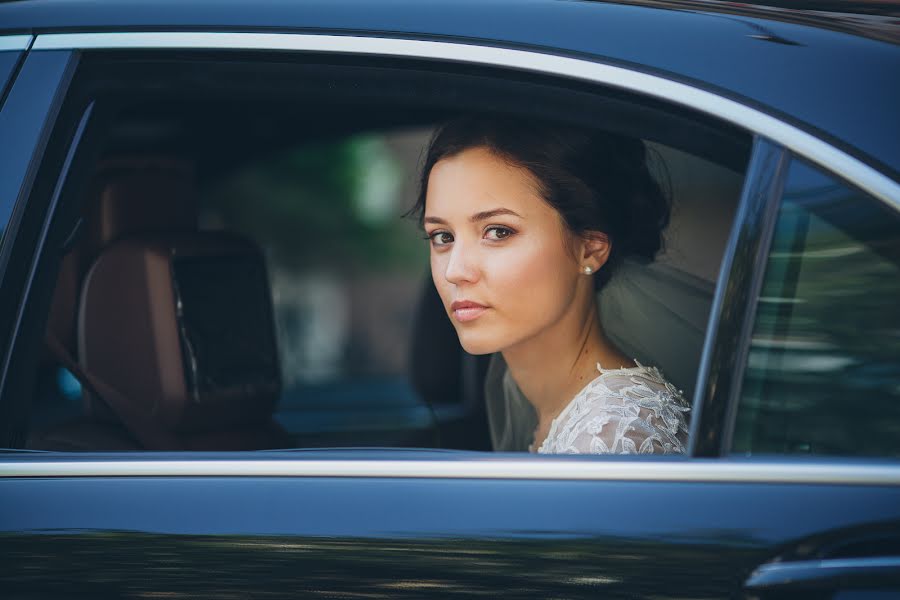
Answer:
[{"left": 456, "top": 332, "right": 504, "bottom": 356}]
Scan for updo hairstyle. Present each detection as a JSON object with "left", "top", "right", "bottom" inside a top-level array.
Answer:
[{"left": 410, "top": 116, "right": 670, "bottom": 288}]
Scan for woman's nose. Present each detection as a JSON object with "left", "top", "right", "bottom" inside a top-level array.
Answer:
[{"left": 443, "top": 241, "right": 480, "bottom": 285}]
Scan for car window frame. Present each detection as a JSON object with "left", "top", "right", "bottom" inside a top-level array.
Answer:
[
  {"left": 0, "top": 45, "right": 81, "bottom": 445},
  {"left": 1, "top": 31, "right": 898, "bottom": 463}
]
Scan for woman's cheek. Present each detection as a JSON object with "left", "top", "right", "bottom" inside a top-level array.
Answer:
[
  {"left": 430, "top": 251, "right": 451, "bottom": 301},
  {"left": 488, "top": 242, "right": 544, "bottom": 299},
  {"left": 497, "top": 239, "right": 573, "bottom": 319}
]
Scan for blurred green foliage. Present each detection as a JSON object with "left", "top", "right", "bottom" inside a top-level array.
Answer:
[{"left": 202, "top": 134, "right": 428, "bottom": 272}]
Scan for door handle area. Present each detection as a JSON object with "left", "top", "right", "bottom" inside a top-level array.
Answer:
[{"left": 745, "top": 556, "right": 900, "bottom": 592}]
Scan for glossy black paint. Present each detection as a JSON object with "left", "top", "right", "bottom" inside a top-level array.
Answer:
[
  {"left": 0, "top": 0, "right": 898, "bottom": 180},
  {"left": 2, "top": 455, "right": 900, "bottom": 599}
]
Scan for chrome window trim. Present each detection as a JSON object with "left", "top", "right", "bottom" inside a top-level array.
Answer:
[
  {"left": 2, "top": 459, "right": 900, "bottom": 485},
  {"left": 0, "top": 35, "right": 32, "bottom": 52},
  {"left": 746, "top": 556, "right": 900, "bottom": 589},
  {"left": 31, "top": 31, "right": 900, "bottom": 211}
]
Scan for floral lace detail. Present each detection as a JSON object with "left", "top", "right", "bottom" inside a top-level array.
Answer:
[{"left": 536, "top": 361, "right": 690, "bottom": 455}]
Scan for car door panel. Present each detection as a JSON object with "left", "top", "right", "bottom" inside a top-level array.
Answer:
[{"left": 2, "top": 457, "right": 900, "bottom": 599}]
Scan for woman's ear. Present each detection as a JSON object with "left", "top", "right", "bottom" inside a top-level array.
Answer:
[{"left": 580, "top": 231, "right": 611, "bottom": 272}]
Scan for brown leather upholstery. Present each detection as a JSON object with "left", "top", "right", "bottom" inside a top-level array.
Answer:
[
  {"left": 85, "top": 158, "right": 197, "bottom": 252},
  {"left": 45, "top": 158, "right": 197, "bottom": 359},
  {"left": 36, "top": 159, "right": 292, "bottom": 450},
  {"left": 79, "top": 233, "right": 282, "bottom": 435}
]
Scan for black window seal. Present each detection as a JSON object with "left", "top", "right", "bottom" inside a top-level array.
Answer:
[{"left": 689, "top": 136, "right": 791, "bottom": 458}]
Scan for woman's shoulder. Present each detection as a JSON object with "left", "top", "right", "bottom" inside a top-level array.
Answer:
[
  {"left": 539, "top": 361, "right": 691, "bottom": 454},
  {"left": 591, "top": 361, "right": 688, "bottom": 407}
]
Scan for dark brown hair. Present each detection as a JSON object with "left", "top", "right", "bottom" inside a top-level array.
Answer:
[{"left": 408, "top": 116, "right": 670, "bottom": 288}]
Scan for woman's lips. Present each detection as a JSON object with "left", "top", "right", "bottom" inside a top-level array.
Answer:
[
  {"left": 451, "top": 301, "right": 489, "bottom": 323},
  {"left": 454, "top": 306, "right": 487, "bottom": 322}
]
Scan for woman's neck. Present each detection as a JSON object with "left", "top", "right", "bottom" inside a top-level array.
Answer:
[{"left": 501, "top": 295, "right": 633, "bottom": 424}]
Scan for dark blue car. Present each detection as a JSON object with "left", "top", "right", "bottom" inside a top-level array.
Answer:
[{"left": 1, "top": 0, "right": 899, "bottom": 597}]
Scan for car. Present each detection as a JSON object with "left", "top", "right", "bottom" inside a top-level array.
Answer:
[{"left": 1, "top": 0, "right": 899, "bottom": 597}]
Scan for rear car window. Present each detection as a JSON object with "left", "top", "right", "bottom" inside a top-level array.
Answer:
[
  {"left": 7, "top": 53, "right": 750, "bottom": 452},
  {"left": 734, "top": 158, "right": 900, "bottom": 457}
]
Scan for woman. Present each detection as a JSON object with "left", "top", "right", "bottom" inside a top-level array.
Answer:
[{"left": 410, "top": 117, "right": 690, "bottom": 454}]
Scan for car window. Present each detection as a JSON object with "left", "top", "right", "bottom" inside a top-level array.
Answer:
[
  {"left": 733, "top": 158, "right": 900, "bottom": 458},
  {"left": 198, "top": 129, "right": 434, "bottom": 447},
  {"left": 11, "top": 53, "right": 750, "bottom": 452}
]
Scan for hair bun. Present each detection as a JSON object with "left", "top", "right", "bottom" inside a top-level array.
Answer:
[{"left": 577, "top": 133, "right": 669, "bottom": 276}]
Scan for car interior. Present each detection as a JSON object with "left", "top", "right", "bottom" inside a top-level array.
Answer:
[{"left": 17, "top": 52, "right": 752, "bottom": 452}]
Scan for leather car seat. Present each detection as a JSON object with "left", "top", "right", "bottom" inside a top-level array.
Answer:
[
  {"left": 33, "top": 158, "right": 292, "bottom": 450},
  {"left": 407, "top": 278, "right": 492, "bottom": 450},
  {"left": 44, "top": 158, "right": 197, "bottom": 362}
]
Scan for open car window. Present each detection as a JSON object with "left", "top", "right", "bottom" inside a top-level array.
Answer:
[{"left": 13, "top": 51, "right": 751, "bottom": 453}]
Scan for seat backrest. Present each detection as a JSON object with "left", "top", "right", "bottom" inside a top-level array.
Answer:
[
  {"left": 46, "top": 158, "right": 197, "bottom": 357},
  {"left": 79, "top": 233, "right": 283, "bottom": 436},
  {"left": 407, "top": 277, "right": 493, "bottom": 450},
  {"left": 38, "top": 159, "right": 291, "bottom": 450}
]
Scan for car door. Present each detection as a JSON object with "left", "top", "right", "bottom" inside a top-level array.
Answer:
[{"left": 1, "top": 29, "right": 899, "bottom": 600}]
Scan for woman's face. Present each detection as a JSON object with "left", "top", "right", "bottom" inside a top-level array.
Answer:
[{"left": 424, "top": 146, "right": 586, "bottom": 355}]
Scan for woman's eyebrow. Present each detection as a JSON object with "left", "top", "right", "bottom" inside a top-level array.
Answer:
[{"left": 424, "top": 208, "right": 522, "bottom": 226}]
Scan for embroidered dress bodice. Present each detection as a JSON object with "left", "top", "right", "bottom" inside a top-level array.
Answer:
[{"left": 532, "top": 361, "right": 690, "bottom": 454}]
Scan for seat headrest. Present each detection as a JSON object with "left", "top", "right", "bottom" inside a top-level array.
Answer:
[
  {"left": 78, "top": 232, "right": 281, "bottom": 433},
  {"left": 86, "top": 158, "right": 197, "bottom": 253},
  {"left": 46, "top": 158, "right": 197, "bottom": 357},
  {"left": 408, "top": 278, "right": 462, "bottom": 406}
]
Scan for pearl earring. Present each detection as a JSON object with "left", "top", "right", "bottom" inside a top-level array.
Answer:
[{"left": 582, "top": 266, "right": 593, "bottom": 274}]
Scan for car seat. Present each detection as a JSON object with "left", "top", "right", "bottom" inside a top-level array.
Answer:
[
  {"left": 407, "top": 278, "right": 492, "bottom": 450},
  {"left": 32, "top": 159, "right": 292, "bottom": 450}
]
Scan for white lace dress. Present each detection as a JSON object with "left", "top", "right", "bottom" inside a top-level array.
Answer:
[{"left": 533, "top": 361, "right": 691, "bottom": 455}]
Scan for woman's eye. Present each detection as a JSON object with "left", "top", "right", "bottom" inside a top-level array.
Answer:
[
  {"left": 485, "top": 226, "right": 514, "bottom": 241},
  {"left": 426, "top": 231, "right": 454, "bottom": 246}
]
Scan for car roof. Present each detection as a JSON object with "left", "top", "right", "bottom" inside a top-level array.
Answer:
[{"left": 1, "top": 0, "right": 898, "bottom": 180}]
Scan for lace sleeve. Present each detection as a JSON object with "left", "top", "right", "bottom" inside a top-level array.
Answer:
[{"left": 539, "top": 367, "right": 690, "bottom": 455}]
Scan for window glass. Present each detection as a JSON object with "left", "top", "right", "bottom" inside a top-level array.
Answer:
[
  {"left": 22, "top": 56, "right": 751, "bottom": 452},
  {"left": 734, "top": 159, "right": 900, "bottom": 457},
  {"left": 199, "top": 129, "right": 433, "bottom": 446}
]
